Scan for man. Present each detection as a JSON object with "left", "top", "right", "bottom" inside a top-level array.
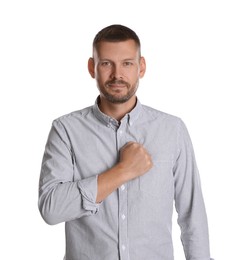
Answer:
[{"left": 39, "top": 24, "right": 213, "bottom": 260}]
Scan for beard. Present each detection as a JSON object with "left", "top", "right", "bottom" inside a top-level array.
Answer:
[{"left": 98, "top": 79, "right": 139, "bottom": 104}]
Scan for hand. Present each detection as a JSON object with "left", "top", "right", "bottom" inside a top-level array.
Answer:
[
  {"left": 118, "top": 142, "right": 153, "bottom": 180},
  {"left": 96, "top": 142, "right": 153, "bottom": 202}
]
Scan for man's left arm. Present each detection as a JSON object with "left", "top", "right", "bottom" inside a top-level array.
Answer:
[{"left": 173, "top": 119, "right": 214, "bottom": 260}]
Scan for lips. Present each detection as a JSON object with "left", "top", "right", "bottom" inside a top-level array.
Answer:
[
  {"left": 106, "top": 80, "right": 129, "bottom": 89},
  {"left": 108, "top": 83, "right": 126, "bottom": 88}
]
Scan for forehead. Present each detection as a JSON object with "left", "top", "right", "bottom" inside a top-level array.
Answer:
[{"left": 93, "top": 40, "right": 140, "bottom": 59}]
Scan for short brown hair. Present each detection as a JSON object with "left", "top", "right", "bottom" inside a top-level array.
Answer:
[{"left": 93, "top": 24, "right": 141, "bottom": 53}]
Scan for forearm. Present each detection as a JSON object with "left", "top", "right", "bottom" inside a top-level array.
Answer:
[
  {"left": 96, "top": 163, "right": 130, "bottom": 203},
  {"left": 177, "top": 196, "right": 211, "bottom": 259},
  {"left": 39, "top": 176, "right": 99, "bottom": 225},
  {"left": 175, "top": 160, "right": 212, "bottom": 258},
  {"left": 39, "top": 161, "right": 130, "bottom": 224}
]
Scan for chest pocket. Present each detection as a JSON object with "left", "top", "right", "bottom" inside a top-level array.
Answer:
[{"left": 140, "top": 160, "right": 174, "bottom": 197}]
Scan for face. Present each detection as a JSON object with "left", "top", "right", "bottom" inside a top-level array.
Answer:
[{"left": 88, "top": 40, "right": 146, "bottom": 104}]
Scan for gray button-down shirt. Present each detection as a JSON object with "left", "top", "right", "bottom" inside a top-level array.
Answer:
[{"left": 39, "top": 98, "right": 213, "bottom": 260}]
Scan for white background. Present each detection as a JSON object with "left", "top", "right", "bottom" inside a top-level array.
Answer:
[{"left": 1, "top": 0, "right": 246, "bottom": 259}]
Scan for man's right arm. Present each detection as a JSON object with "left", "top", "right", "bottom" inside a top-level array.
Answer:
[{"left": 38, "top": 121, "right": 152, "bottom": 225}]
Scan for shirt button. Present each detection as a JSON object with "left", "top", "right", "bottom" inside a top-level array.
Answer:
[
  {"left": 119, "top": 130, "right": 123, "bottom": 135},
  {"left": 121, "top": 214, "right": 126, "bottom": 220},
  {"left": 121, "top": 185, "right": 125, "bottom": 191},
  {"left": 122, "top": 245, "right": 126, "bottom": 251}
]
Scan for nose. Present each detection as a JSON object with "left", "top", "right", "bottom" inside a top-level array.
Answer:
[{"left": 110, "top": 64, "right": 123, "bottom": 79}]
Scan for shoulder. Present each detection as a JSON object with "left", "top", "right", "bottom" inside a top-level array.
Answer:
[
  {"left": 141, "top": 104, "right": 182, "bottom": 125},
  {"left": 50, "top": 106, "right": 95, "bottom": 133},
  {"left": 140, "top": 104, "right": 191, "bottom": 141},
  {"left": 53, "top": 106, "right": 93, "bottom": 124}
]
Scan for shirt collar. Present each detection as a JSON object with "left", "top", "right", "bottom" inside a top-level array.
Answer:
[{"left": 92, "top": 96, "right": 142, "bottom": 128}]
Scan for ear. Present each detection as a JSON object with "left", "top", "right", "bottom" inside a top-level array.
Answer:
[
  {"left": 139, "top": 57, "right": 146, "bottom": 78},
  {"left": 88, "top": 57, "right": 95, "bottom": 78}
]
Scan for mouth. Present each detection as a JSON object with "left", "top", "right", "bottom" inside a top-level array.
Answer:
[
  {"left": 106, "top": 80, "right": 129, "bottom": 89},
  {"left": 108, "top": 83, "right": 126, "bottom": 88}
]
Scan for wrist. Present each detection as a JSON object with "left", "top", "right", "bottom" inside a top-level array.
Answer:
[{"left": 115, "top": 162, "right": 134, "bottom": 182}]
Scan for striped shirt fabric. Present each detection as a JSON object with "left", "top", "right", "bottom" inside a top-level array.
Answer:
[{"left": 39, "top": 97, "right": 213, "bottom": 260}]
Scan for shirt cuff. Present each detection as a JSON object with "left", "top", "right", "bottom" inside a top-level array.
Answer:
[{"left": 77, "top": 175, "right": 100, "bottom": 214}]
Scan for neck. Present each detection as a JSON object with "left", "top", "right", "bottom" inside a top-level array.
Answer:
[{"left": 98, "top": 95, "right": 137, "bottom": 121}]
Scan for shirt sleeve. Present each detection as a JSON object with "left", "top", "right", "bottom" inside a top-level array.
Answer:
[
  {"left": 173, "top": 119, "right": 213, "bottom": 260},
  {"left": 38, "top": 119, "right": 100, "bottom": 225}
]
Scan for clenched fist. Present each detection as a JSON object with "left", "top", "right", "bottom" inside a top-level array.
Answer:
[{"left": 118, "top": 142, "right": 153, "bottom": 180}]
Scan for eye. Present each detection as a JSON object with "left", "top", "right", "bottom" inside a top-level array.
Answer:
[
  {"left": 100, "top": 61, "right": 111, "bottom": 67},
  {"left": 123, "top": 61, "right": 133, "bottom": 67}
]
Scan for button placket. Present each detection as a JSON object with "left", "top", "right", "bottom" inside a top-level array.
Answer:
[
  {"left": 116, "top": 123, "right": 129, "bottom": 259},
  {"left": 118, "top": 182, "right": 128, "bottom": 259}
]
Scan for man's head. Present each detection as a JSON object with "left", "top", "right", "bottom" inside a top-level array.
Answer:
[{"left": 88, "top": 24, "right": 146, "bottom": 104}]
